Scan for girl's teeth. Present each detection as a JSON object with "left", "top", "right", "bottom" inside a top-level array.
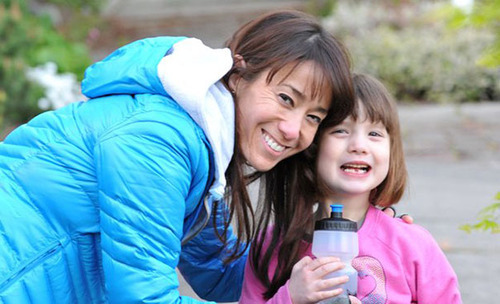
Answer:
[{"left": 344, "top": 168, "right": 368, "bottom": 173}]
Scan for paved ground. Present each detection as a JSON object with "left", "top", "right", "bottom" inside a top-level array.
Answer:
[
  {"left": 96, "top": 1, "right": 500, "bottom": 303},
  {"left": 396, "top": 103, "right": 500, "bottom": 303}
]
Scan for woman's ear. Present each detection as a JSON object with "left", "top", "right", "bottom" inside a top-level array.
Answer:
[
  {"left": 233, "top": 54, "right": 246, "bottom": 69},
  {"left": 228, "top": 54, "right": 247, "bottom": 93}
]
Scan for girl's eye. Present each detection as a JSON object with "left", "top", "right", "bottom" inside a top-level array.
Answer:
[
  {"left": 331, "top": 129, "right": 348, "bottom": 134},
  {"left": 369, "top": 131, "right": 383, "bottom": 137},
  {"left": 279, "top": 93, "right": 294, "bottom": 106}
]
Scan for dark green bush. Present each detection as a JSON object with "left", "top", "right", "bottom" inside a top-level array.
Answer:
[{"left": 0, "top": 0, "right": 97, "bottom": 133}]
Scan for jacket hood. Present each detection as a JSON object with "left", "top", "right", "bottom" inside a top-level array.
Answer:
[
  {"left": 158, "top": 38, "right": 234, "bottom": 200},
  {"left": 82, "top": 37, "right": 234, "bottom": 200}
]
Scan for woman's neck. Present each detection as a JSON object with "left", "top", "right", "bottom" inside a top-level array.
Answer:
[{"left": 322, "top": 193, "right": 371, "bottom": 223}]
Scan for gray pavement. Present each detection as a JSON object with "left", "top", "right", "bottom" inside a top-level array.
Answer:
[
  {"left": 97, "top": 1, "right": 500, "bottom": 303},
  {"left": 397, "top": 103, "right": 500, "bottom": 304}
]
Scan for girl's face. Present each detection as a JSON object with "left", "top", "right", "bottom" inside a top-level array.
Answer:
[
  {"left": 317, "top": 103, "right": 390, "bottom": 199},
  {"left": 231, "top": 61, "right": 332, "bottom": 172}
]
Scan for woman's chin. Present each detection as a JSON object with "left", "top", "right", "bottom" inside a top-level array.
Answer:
[{"left": 246, "top": 158, "right": 277, "bottom": 173}]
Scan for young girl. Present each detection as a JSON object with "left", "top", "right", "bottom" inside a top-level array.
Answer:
[{"left": 240, "top": 73, "right": 462, "bottom": 303}]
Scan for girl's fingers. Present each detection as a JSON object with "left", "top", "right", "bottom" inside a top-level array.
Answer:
[
  {"left": 313, "top": 287, "right": 344, "bottom": 302},
  {"left": 293, "top": 255, "right": 313, "bottom": 270},
  {"left": 306, "top": 256, "right": 341, "bottom": 271},
  {"left": 310, "top": 260, "right": 345, "bottom": 279},
  {"left": 319, "top": 275, "right": 349, "bottom": 289}
]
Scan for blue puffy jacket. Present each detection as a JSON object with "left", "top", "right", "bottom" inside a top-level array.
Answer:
[{"left": 0, "top": 37, "right": 246, "bottom": 303}]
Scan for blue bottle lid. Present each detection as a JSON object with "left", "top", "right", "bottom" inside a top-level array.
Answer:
[
  {"left": 330, "top": 204, "right": 344, "bottom": 218},
  {"left": 314, "top": 203, "right": 358, "bottom": 232}
]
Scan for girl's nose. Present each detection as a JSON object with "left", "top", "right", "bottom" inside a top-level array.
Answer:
[{"left": 348, "top": 134, "right": 368, "bottom": 154}]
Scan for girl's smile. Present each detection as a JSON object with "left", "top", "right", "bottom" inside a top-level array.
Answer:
[
  {"left": 317, "top": 103, "right": 390, "bottom": 198},
  {"left": 341, "top": 161, "right": 371, "bottom": 175}
]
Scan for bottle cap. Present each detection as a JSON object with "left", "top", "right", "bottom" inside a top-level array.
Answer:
[{"left": 314, "top": 204, "right": 357, "bottom": 232}]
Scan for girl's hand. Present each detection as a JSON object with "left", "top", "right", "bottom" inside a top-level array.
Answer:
[
  {"left": 288, "top": 256, "right": 348, "bottom": 304},
  {"left": 349, "top": 295, "right": 362, "bottom": 304}
]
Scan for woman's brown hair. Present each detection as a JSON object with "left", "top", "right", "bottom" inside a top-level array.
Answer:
[{"left": 223, "top": 10, "right": 355, "bottom": 299}]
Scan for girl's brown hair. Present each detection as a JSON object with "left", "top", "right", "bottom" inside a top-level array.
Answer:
[
  {"left": 346, "top": 73, "right": 407, "bottom": 207},
  {"left": 316, "top": 73, "right": 407, "bottom": 207},
  {"left": 228, "top": 10, "right": 355, "bottom": 298}
]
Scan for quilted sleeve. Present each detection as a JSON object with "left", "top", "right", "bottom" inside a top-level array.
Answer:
[
  {"left": 178, "top": 200, "right": 248, "bottom": 302},
  {"left": 94, "top": 112, "right": 214, "bottom": 304}
]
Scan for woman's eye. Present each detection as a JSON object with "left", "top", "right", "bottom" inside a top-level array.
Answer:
[
  {"left": 307, "top": 115, "right": 322, "bottom": 124},
  {"left": 279, "top": 93, "right": 294, "bottom": 106},
  {"left": 369, "top": 131, "right": 382, "bottom": 137}
]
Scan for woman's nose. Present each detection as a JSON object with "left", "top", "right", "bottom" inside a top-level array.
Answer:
[{"left": 278, "top": 114, "right": 302, "bottom": 141}]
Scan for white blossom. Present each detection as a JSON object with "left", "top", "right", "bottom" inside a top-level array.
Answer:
[{"left": 25, "top": 62, "right": 87, "bottom": 110}]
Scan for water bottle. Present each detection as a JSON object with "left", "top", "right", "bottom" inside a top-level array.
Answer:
[{"left": 312, "top": 204, "right": 358, "bottom": 304}]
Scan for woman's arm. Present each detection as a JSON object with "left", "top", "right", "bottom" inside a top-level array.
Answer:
[
  {"left": 177, "top": 203, "right": 248, "bottom": 302},
  {"left": 95, "top": 107, "right": 213, "bottom": 304}
]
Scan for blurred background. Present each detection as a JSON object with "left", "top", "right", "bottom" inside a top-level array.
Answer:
[{"left": 1, "top": 0, "right": 498, "bottom": 303}]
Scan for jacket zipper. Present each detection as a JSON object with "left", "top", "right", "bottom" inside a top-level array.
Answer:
[{"left": 0, "top": 237, "right": 69, "bottom": 291}]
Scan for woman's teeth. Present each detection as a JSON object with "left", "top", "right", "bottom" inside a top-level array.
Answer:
[{"left": 263, "top": 133, "right": 285, "bottom": 152}]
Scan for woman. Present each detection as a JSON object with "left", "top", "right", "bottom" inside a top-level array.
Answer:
[{"left": 0, "top": 10, "right": 354, "bottom": 303}]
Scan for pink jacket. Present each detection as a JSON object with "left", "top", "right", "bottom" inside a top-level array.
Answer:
[{"left": 240, "top": 205, "right": 462, "bottom": 303}]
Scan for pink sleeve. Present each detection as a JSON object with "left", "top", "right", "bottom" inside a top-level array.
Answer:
[
  {"left": 413, "top": 229, "right": 462, "bottom": 303},
  {"left": 239, "top": 258, "right": 294, "bottom": 304},
  {"left": 239, "top": 226, "right": 294, "bottom": 304}
]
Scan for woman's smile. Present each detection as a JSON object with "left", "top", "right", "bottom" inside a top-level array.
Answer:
[
  {"left": 262, "top": 130, "right": 286, "bottom": 153},
  {"left": 231, "top": 60, "right": 331, "bottom": 172}
]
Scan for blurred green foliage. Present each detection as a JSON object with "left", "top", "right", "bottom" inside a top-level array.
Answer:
[
  {"left": 438, "top": 0, "right": 500, "bottom": 235},
  {"left": 43, "top": 0, "right": 101, "bottom": 13},
  {"left": 460, "top": 192, "right": 500, "bottom": 234},
  {"left": 324, "top": 0, "right": 500, "bottom": 103},
  {"left": 307, "top": 0, "right": 337, "bottom": 17},
  {"left": 435, "top": 0, "right": 499, "bottom": 68},
  {"left": 1, "top": 1, "right": 46, "bottom": 129},
  {"left": 0, "top": 0, "right": 103, "bottom": 133}
]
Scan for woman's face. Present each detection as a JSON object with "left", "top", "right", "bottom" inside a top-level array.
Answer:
[{"left": 231, "top": 61, "right": 332, "bottom": 172}]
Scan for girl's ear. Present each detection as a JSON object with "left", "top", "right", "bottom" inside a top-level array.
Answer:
[{"left": 228, "top": 54, "right": 247, "bottom": 93}]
